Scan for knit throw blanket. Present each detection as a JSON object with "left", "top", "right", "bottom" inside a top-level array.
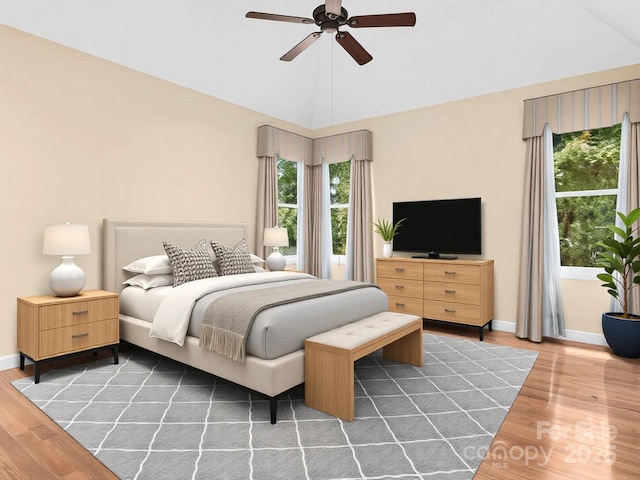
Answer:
[{"left": 199, "top": 280, "right": 377, "bottom": 362}]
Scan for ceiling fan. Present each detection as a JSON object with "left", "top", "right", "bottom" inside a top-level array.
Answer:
[{"left": 246, "top": 1, "right": 416, "bottom": 66}]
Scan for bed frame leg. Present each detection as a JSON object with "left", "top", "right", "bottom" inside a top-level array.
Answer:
[{"left": 270, "top": 397, "right": 278, "bottom": 424}]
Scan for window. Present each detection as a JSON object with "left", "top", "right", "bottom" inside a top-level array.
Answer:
[
  {"left": 329, "top": 161, "right": 350, "bottom": 258},
  {"left": 553, "top": 124, "right": 621, "bottom": 269},
  {"left": 277, "top": 155, "right": 298, "bottom": 256},
  {"left": 276, "top": 156, "right": 351, "bottom": 274}
]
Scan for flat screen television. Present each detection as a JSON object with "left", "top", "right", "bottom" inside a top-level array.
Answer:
[{"left": 392, "top": 197, "right": 482, "bottom": 259}]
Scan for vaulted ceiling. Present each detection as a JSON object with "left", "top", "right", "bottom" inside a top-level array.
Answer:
[{"left": 2, "top": 1, "right": 639, "bottom": 129}]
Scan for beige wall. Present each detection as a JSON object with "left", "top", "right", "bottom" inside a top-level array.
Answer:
[
  {"left": 1, "top": 23, "right": 638, "bottom": 361},
  {"left": 0, "top": 25, "right": 309, "bottom": 360},
  {"left": 314, "top": 64, "right": 640, "bottom": 341}
]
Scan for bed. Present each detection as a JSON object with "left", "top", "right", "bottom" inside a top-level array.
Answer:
[{"left": 102, "top": 218, "right": 389, "bottom": 423}]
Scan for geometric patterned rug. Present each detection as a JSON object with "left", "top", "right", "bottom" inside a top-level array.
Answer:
[{"left": 12, "top": 334, "right": 538, "bottom": 480}]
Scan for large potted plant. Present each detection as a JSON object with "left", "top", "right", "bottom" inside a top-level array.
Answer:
[
  {"left": 595, "top": 207, "right": 640, "bottom": 358},
  {"left": 373, "top": 218, "right": 405, "bottom": 258}
]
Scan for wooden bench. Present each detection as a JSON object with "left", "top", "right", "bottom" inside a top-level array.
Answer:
[{"left": 304, "top": 311, "right": 423, "bottom": 421}]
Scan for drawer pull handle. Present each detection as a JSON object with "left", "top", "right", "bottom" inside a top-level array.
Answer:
[
  {"left": 444, "top": 308, "right": 456, "bottom": 313},
  {"left": 445, "top": 289, "right": 456, "bottom": 294},
  {"left": 72, "top": 310, "right": 89, "bottom": 315},
  {"left": 444, "top": 271, "right": 456, "bottom": 275},
  {"left": 394, "top": 285, "right": 405, "bottom": 289},
  {"left": 395, "top": 267, "right": 405, "bottom": 272},
  {"left": 72, "top": 333, "right": 89, "bottom": 339},
  {"left": 395, "top": 302, "right": 405, "bottom": 307}
]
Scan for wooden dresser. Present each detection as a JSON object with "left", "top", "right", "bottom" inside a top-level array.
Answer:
[{"left": 376, "top": 257, "right": 494, "bottom": 340}]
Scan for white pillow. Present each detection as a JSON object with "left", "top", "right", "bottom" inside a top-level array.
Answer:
[
  {"left": 123, "top": 274, "right": 174, "bottom": 289},
  {"left": 250, "top": 253, "right": 265, "bottom": 264},
  {"left": 123, "top": 255, "right": 173, "bottom": 275}
]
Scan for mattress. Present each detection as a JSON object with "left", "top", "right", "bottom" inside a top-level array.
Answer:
[{"left": 120, "top": 273, "right": 389, "bottom": 360}]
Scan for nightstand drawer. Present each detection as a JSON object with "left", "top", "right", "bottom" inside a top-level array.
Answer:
[
  {"left": 39, "top": 298, "right": 118, "bottom": 330},
  {"left": 38, "top": 318, "right": 119, "bottom": 358}
]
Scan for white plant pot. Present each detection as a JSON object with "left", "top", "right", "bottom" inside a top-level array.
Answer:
[{"left": 382, "top": 242, "right": 393, "bottom": 258}]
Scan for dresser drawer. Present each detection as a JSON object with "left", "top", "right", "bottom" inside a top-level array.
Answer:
[
  {"left": 424, "top": 263, "right": 480, "bottom": 284},
  {"left": 38, "top": 318, "right": 119, "bottom": 358},
  {"left": 423, "top": 301, "right": 482, "bottom": 326},
  {"left": 377, "top": 261, "right": 423, "bottom": 280},
  {"left": 424, "top": 282, "right": 480, "bottom": 305},
  {"left": 378, "top": 278, "right": 424, "bottom": 299},
  {"left": 38, "top": 298, "right": 118, "bottom": 330},
  {"left": 386, "top": 295, "right": 423, "bottom": 317}
]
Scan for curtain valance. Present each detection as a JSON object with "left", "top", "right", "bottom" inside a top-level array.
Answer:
[
  {"left": 311, "top": 130, "right": 373, "bottom": 165},
  {"left": 257, "top": 125, "right": 373, "bottom": 165},
  {"left": 257, "top": 125, "right": 313, "bottom": 162},
  {"left": 522, "top": 79, "right": 640, "bottom": 139}
]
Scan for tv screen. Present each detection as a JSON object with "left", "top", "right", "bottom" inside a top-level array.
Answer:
[{"left": 392, "top": 197, "right": 482, "bottom": 258}]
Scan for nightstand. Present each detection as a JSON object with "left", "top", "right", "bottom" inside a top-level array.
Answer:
[{"left": 17, "top": 289, "right": 120, "bottom": 383}]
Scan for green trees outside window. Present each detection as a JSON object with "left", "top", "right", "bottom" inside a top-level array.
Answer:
[
  {"left": 277, "top": 156, "right": 298, "bottom": 256},
  {"left": 277, "top": 156, "right": 351, "bottom": 259},
  {"left": 329, "top": 161, "right": 350, "bottom": 256},
  {"left": 553, "top": 124, "right": 621, "bottom": 267}
]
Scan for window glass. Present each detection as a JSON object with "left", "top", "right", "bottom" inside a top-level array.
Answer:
[
  {"left": 277, "top": 155, "right": 298, "bottom": 256},
  {"left": 553, "top": 125, "right": 621, "bottom": 267},
  {"left": 329, "top": 161, "right": 350, "bottom": 255}
]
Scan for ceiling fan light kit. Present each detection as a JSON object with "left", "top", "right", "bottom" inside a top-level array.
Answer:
[{"left": 246, "top": 1, "right": 416, "bottom": 65}]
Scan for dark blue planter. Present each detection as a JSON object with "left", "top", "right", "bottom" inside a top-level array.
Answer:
[{"left": 602, "top": 312, "right": 640, "bottom": 358}]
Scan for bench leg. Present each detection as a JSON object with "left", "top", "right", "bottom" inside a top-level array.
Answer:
[
  {"left": 305, "top": 346, "right": 355, "bottom": 421},
  {"left": 383, "top": 326, "right": 423, "bottom": 367}
]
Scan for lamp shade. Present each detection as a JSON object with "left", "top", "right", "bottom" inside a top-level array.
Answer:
[
  {"left": 43, "top": 223, "right": 91, "bottom": 256},
  {"left": 263, "top": 227, "right": 289, "bottom": 247}
]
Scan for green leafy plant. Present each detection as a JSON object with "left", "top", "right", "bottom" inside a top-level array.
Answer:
[
  {"left": 373, "top": 218, "right": 406, "bottom": 242},
  {"left": 595, "top": 207, "right": 640, "bottom": 318}
]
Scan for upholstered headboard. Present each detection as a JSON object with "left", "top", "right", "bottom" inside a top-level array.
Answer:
[{"left": 102, "top": 218, "right": 247, "bottom": 294}]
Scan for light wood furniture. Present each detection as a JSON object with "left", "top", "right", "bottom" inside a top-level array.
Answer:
[
  {"left": 304, "top": 312, "right": 423, "bottom": 421},
  {"left": 376, "top": 257, "right": 494, "bottom": 340},
  {"left": 17, "top": 290, "right": 119, "bottom": 383}
]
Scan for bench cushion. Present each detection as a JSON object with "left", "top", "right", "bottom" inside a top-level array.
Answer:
[{"left": 305, "top": 311, "right": 421, "bottom": 351}]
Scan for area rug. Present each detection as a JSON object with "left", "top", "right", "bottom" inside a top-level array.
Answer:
[{"left": 12, "top": 334, "right": 537, "bottom": 480}]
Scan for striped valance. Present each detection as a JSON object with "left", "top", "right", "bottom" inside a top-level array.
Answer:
[
  {"left": 311, "top": 130, "right": 373, "bottom": 165},
  {"left": 523, "top": 79, "right": 640, "bottom": 139},
  {"left": 257, "top": 126, "right": 373, "bottom": 165},
  {"left": 257, "top": 125, "right": 313, "bottom": 162}
]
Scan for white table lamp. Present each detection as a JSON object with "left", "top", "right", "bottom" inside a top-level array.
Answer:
[
  {"left": 264, "top": 227, "right": 289, "bottom": 271},
  {"left": 43, "top": 223, "right": 91, "bottom": 297}
]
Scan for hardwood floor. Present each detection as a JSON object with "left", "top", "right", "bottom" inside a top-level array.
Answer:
[{"left": 0, "top": 327, "right": 638, "bottom": 479}]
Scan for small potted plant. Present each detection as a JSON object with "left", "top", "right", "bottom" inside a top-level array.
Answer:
[
  {"left": 373, "top": 218, "right": 405, "bottom": 258},
  {"left": 595, "top": 206, "right": 640, "bottom": 358}
]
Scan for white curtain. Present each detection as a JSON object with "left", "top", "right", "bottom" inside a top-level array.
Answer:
[
  {"left": 542, "top": 124, "right": 565, "bottom": 337},
  {"left": 610, "top": 113, "right": 631, "bottom": 311}
]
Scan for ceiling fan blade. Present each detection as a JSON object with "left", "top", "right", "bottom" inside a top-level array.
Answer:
[
  {"left": 246, "top": 11, "right": 315, "bottom": 24},
  {"left": 347, "top": 12, "right": 416, "bottom": 28},
  {"left": 335, "top": 31, "right": 372, "bottom": 65},
  {"left": 280, "top": 32, "right": 322, "bottom": 62},
  {"left": 325, "top": 0, "right": 342, "bottom": 18}
]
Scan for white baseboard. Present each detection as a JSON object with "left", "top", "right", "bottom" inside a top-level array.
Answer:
[
  {"left": 490, "top": 319, "right": 608, "bottom": 346},
  {"left": 0, "top": 353, "right": 29, "bottom": 372}
]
